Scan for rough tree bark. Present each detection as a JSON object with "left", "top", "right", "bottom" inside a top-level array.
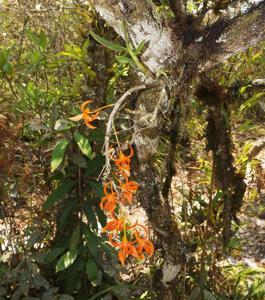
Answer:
[
  {"left": 196, "top": 80, "right": 247, "bottom": 244},
  {"left": 89, "top": 0, "right": 265, "bottom": 298}
]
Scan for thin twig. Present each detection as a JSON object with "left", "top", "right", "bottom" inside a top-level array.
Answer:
[
  {"left": 3, "top": 73, "right": 21, "bottom": 101},
  {"left": 102, "top": 85, "right": 149, "bottom": 177},
  {"left": 17, "top": 16, "right": 29, "bottom": 61}
]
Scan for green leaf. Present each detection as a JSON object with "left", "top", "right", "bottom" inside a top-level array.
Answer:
[
  {"left": 86, "top": 257, "right": 99, "bottom": 282},
  {"left": 89, "top": 180, "right": 104, "bottom": 198},
  {"left": 39, "top": 31, "right": 47, "bottom": 51},
  {"left": 26, "top": 29, "right": 39, "bottom": 46},
  {"left": 56, "top": 249, "right": 78, "bottom": 272},
  {"left": 64, "top": 264, "right": 81, "bottom": 294},
  {"left": 212, "top": 190, "right": 223, "bottom": 207},
  {"left": 135, "top": 40, "right": 146, "bottom": 55},
  {"left": 252, "top": 281, "right": 265, "bottom": 295},
  {"left": 84, "top": 154, "right": 105, "bottom": 177},
  {"left": 84, "top": 202, "right": 98, "bottom": 230},
  {"left": 70, "top": 153, "right": 87, "bottom": 168},
  {"left": 83, "top": 225, "right": 99, "bottom": 257},
  {"left": 74, "top": 131, "right": 93, "bottom": 159},
  {"left": 203, "top": 290, "right": 217, "bottom": 300},
  {"left": 56, "top": 43, "right": 84, "bottom": 60},
  {"left": 44, "top": 179, "right": 76, "bottom": 210},
  {"left": 239, "top": 85, "right": 251, "bottom": 95},
  {"left": 100, "top": 240, "right": 117, "bottom": 259},
  {"left": 237, "top": 119, "right": 254, "bottom": 132},
  {"left": 116, "top": 55, "right": 133, "bottom": 64},
  {"left": 87, "top": 285, "right": 122, "bottom": 300},
  {"left": 189, "top": 286, "right": 202, "bottom": 300},
  {"left": 69, "top": 224, "right": 81, "bottom": 251},
  {"left": 51, "top": 139, "right": 70, "bottom": 173},
  {"left": 82, "top": 39, "right": 90, "bottom": 54},
  {"left": 59, "top": 201, "right": 77, "bottom": 227},
  {"left": 90, "top": 30, "right": 126, "bottom": 52},
  {"left": 88, "top": 130, "right": 105, "bottom": 142},
  {"left": 2, "top": 62, "right": 12, "bottom": 74},
  {"left": 126, "top": 44, "right": 149, "bottom": 74},
  {"left": 57, "top": 51, "right": 81, "bottom": 60},
  {"left": 95, "top": 206, "right": 107, "bottom": 227},
  {"left": 239, "top": 92, "right": 265, "bottom": 115},
  {"left": 44, "top": 246, "right": 66, "bottom": 263}
]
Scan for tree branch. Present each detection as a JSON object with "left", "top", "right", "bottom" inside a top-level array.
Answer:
[
  {"left": 168, "top": 0, "right": 186, "bottom": 23},
  {"left": 197, "top": 1, "right": 265, "bottom": 70},
  {"left": 90, "top": 0, "right": 181, "bottom": 73},
  {"left": 103, "top": 84, "right": 148, "bottom": 177}
]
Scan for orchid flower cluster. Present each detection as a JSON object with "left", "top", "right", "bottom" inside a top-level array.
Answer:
[
  {"left": 100, "top": 146, "right": 154, "bottom": 266},
  {"left": 70, "top": 100, "right": 154, "bottom": 266}
]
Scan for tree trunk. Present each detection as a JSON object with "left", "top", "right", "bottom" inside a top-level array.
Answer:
[{"left": 89, "top": 0, "right": 265, "bottom": 296}]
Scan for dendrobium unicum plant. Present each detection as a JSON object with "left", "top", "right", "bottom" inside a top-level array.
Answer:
[{"left": 72, "top": 100, "right": 154, "bottom": 266}]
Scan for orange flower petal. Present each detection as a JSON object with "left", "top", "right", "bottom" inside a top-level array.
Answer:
[
  {"left": 84, "top": 118, "right": 97, "bottom": 129},
  {"left": 134, "top": 230, "right": 154, "bottom": 257},
  {"left": 69, "top": 113, "right": 83, "bottom": 122},
  {"left": 127, "top": 144, "right": 134, "bottom": 158},
  {"left": 81, "top": 100, "right": 94, "bottom": 112},
  {"left": 102, "top": 219, "right": 123, "bottom": 232},
  {"left": 118, "top": 248, "right": 127, "bottom": 266}
]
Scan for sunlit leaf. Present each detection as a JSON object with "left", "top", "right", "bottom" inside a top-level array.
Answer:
[
  {"left": 83, "top": 225, "right": 99, "bottom": 257},
  {"left": 90, "top": 30, "right": 126, "bottom": 52},
  {"left": 239, "top": 85, "right": 251, "bottom": 95},
  {"left": 56, "top": 249, "right": 78, "bottom": 272},
  {"left": 84, "top": 202, "right": 98, "bottom": 230},
  {"left": 74, "top": 131, "right": 93, "bottom": 159},
  {"left": 51, "top": 139, "right": 70, "bottom": 172},
  {"left": 239, "top": 92, "right": 265, "bottom": 115}
]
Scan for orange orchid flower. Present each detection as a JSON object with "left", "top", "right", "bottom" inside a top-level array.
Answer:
[
  {"left": 109, "top": 234, "right": 143, "bottom": 266},
  {"left": 112, "top": 145, "right": 134, "bottom": 172},
  {"left": 69, "top": 100, "right": 113, "bottom": 129},
  {"left": 102, "top": 217, "right": 124, "bottom": 233},
  {"left": 103, "top": 214, "right": 138, "bottom": 233},
  {"left": 69, "top": 100, "right": 99, "bottom": 129},
  {"left": 100, "top": 182, "right": 117, "bottom": 212},
  {"left": 118, "top": 173, "right": 139, "bottom": 205},
  {"left": 100, "top": 195, "right": 117, "bottom": 212},
  {"left": 134, "top": 229, "right": 154, "bottom": 257}
]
